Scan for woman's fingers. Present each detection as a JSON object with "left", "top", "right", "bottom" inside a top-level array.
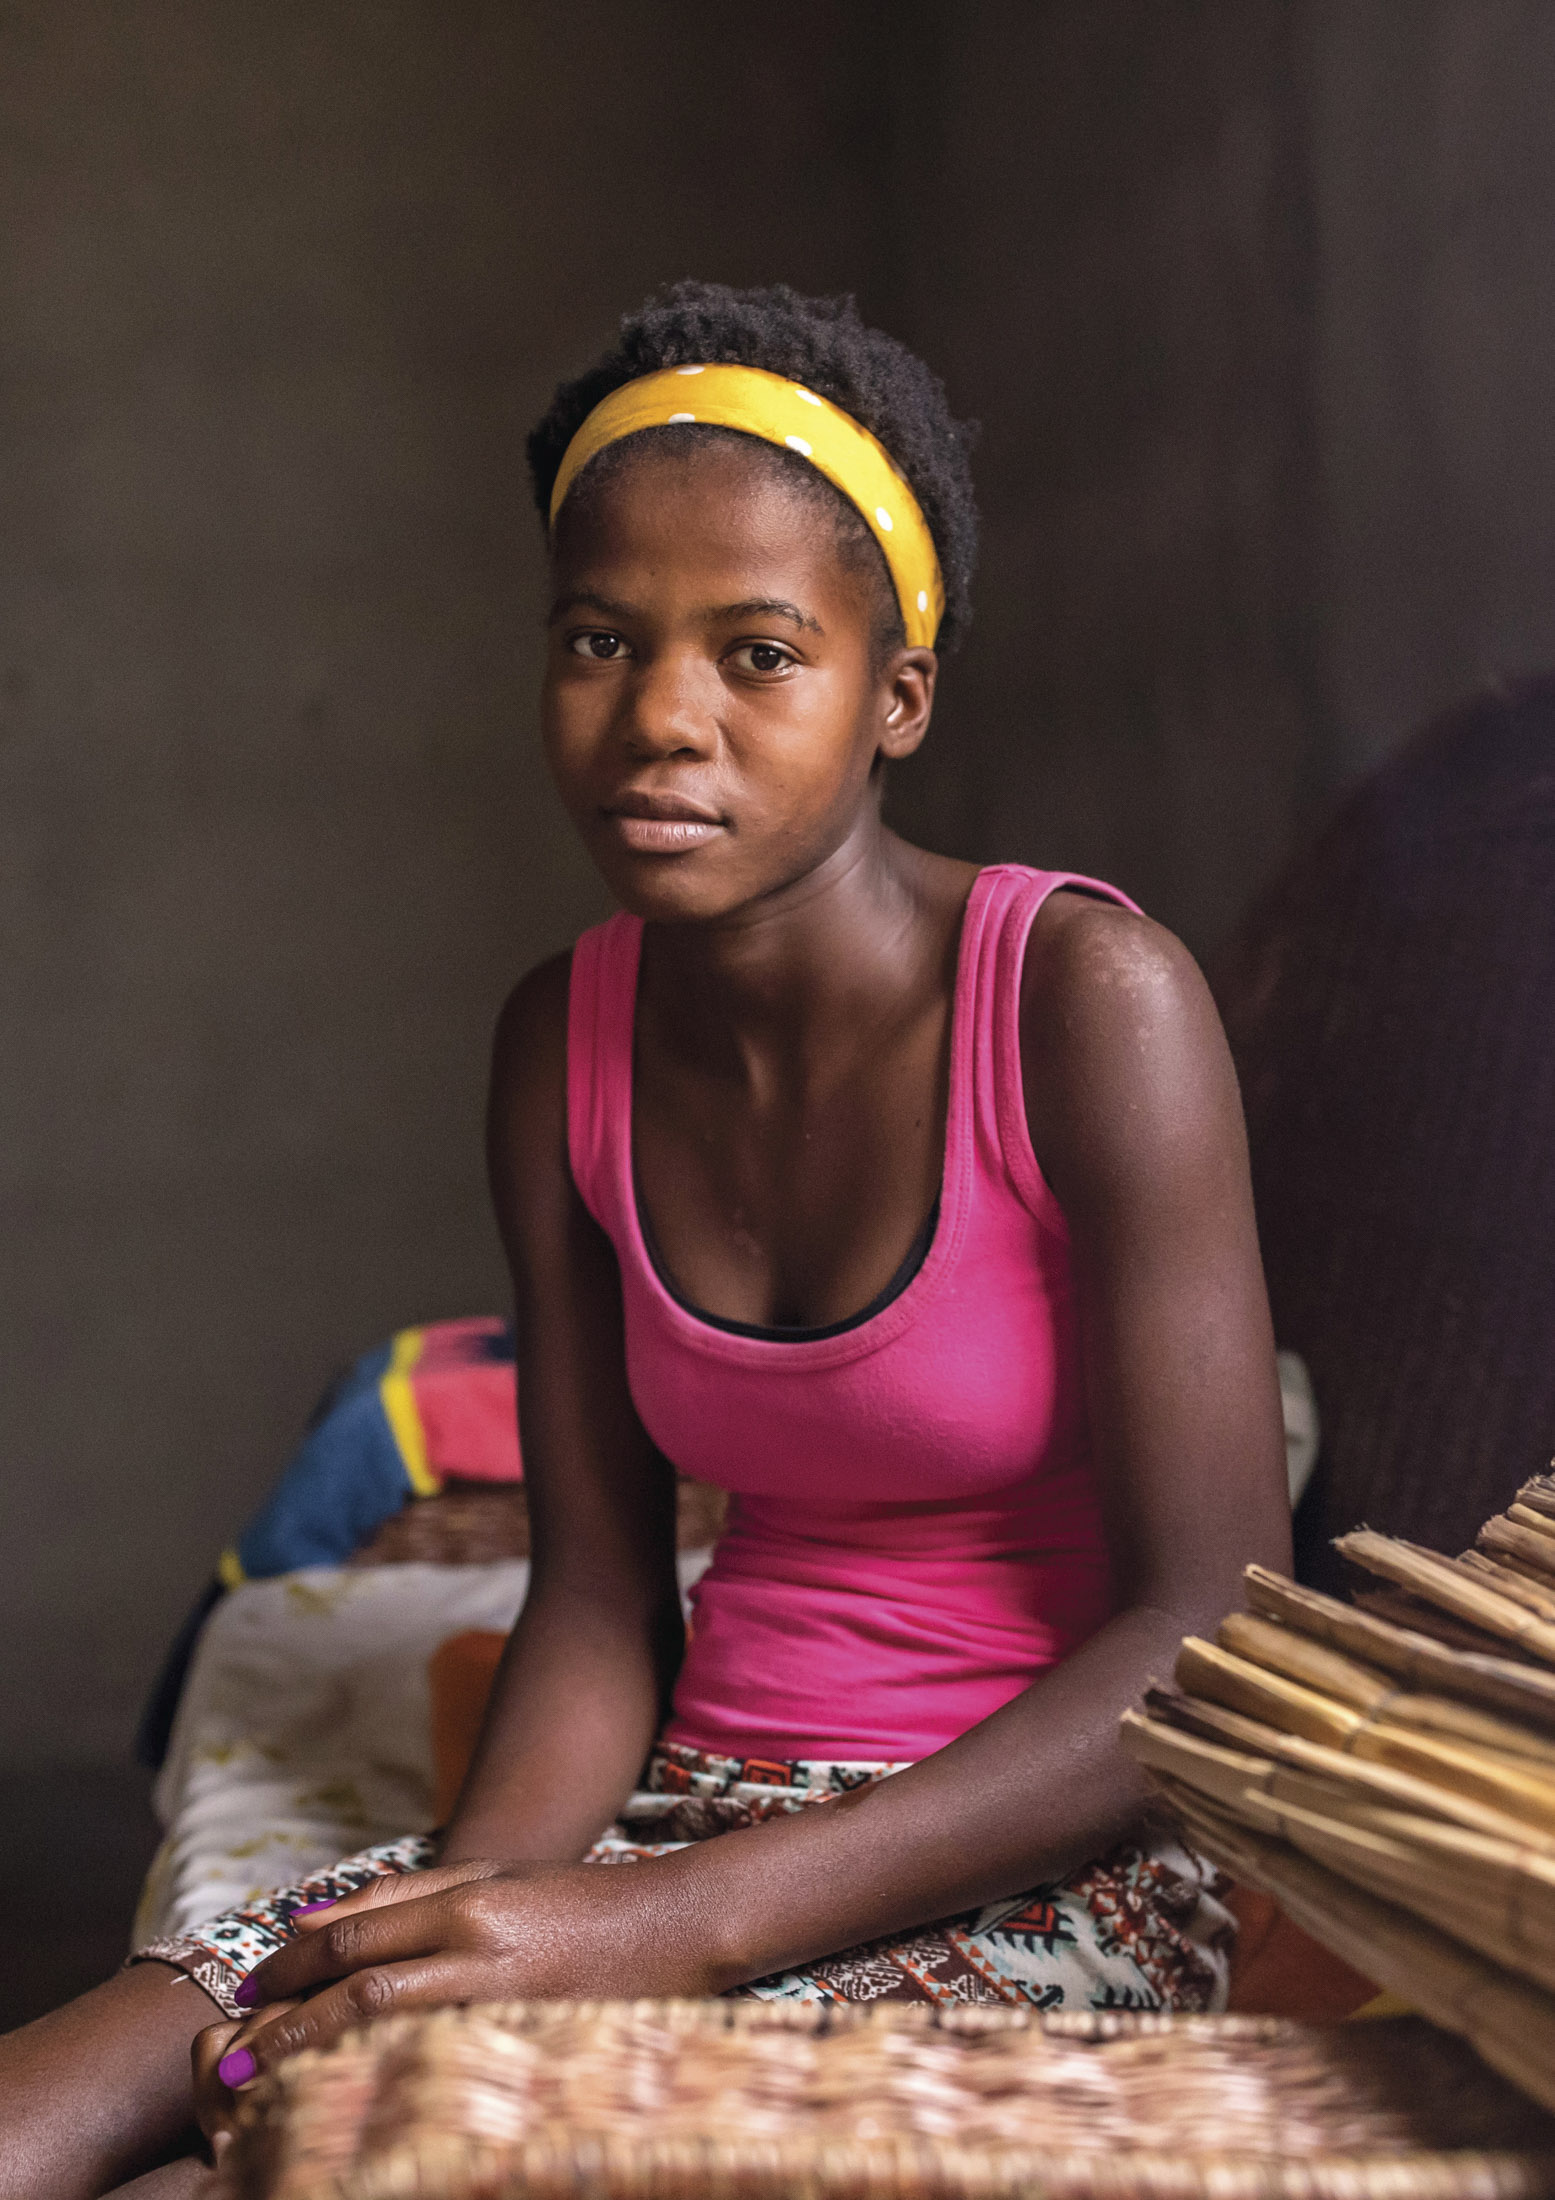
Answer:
[
  {"left": 237, "top": 1862, "right": 500, "bottom": 2009},
  {"left": 281, "top": 1865, "right": 454, "bottom": 1936},
  {"left": 287, "top": 1870, "right": 433, "bottom": 1928},
  {"left": 238, "top": 1893, "right": 451, "bottom": 2011},
  {"left": 218, "top": 1959, "right": 477, "bottom": 2080},
  {"left": 192, "top": 2006, "right": 294, "bottom": 2141},
  {"left": 191, "top": 2020, "right": 241, "bottom": 2142}
]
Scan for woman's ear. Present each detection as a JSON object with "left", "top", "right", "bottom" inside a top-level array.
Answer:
[{"left": 877, "top": 648, "right": 937, "bottom": 762}]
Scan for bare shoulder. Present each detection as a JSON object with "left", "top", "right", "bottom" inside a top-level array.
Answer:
[
  {"left": 1021, "top": 889, "right": 1214, "bottom": 1037},
  {"left": 1018, "top": 889, "right": 1243, "bottom": 1210}
]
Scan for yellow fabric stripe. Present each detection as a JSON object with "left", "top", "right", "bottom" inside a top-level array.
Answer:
[
  {"left": 548, "top": 362, "right": 944, "bottom": 649},
  {"left": 217, "top": 1546, "right": 247, "bottom": 1590},
  {"left": 379, "top": 1326, "right": 440, "bottom": 1497}
]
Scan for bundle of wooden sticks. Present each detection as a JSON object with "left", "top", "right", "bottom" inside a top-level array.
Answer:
[{"left": 1123, "top": 1474, "right": 1555, "bottom": 2114}]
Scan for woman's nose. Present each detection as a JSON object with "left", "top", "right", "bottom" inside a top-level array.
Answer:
[{"left": 618, "top": 652, "right": 716, "bottom": 759}]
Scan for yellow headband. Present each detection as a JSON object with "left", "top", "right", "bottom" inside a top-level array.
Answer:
[{"left": 548, "top": 363, "right": 944, "bottom": 649}]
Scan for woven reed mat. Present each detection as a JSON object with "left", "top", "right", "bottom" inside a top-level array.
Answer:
[
  {"left": 346, "top": 1478, "right": 728, "bottom": 1567},
  {"left": 225, "top": 1997, "right": 1555, "bottom": 2200}
]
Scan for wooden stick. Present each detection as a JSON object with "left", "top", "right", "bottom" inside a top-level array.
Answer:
[
  {"left": 1233, "top": 1795, "right": 1555, "bottom": 1995},
  {"left": 1127, "top": 1710, "right": 1555, "bottom": 1922},
  {"left": 1119, "top": 1708, "right": 1275, "bottom": 1810},
  {"left": 1336, "top": 1531, "right": 1555, "bottom": 1663},
  {"left": 1176, "top": 1640, "right": 1555, "bottom": 1832},
  {"left": 1176, "top": 1637, "right": 1361, "bottom": 1746},
  {"left": 1156, "top": 1782, "right": 1555, "bottom": 2115},
  {"left": 1207, "top": 1616, "right": 1555, "bottom": 1768},
  {"left": 1231, "top": 1787, "right": 1555, "bottom": 1926},
  {"left": 1509, "top": 1503, "right": 1555, "bottom": 1546},
  {"left": 1481, "top": 1517, "right": 1555, "bottom": 1584},
  {"left": 1373, "top": 1691, "right": 1555, "bottom": 1771},
  {"left": 1217, "top": 1610, "right": 1395, "bottom": 1710},
  {"left": 1352, "top": 1584, "right": 1525, "bottom": 1658},
  {"left": 1454, "top": 1551, "right": 1555, "bottom": 1623},
  {"left": 1222, "top": 1609, "right": 1555, "bottom": 1766},
  {"left": 1463, "top": 1548, "right": 1555, "bottom": 1603},
  {"left": 1515, "top": 1477, "right": 1555, "bottom": 1523},
  {"left": 1245, "top": 1566, "right": 1555, "bottom": 1731},
  {"left": 1137, "top": 1695, "right": 1555, "bottom": 1849}
]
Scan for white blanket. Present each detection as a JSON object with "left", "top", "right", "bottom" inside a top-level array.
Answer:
[
  {"left": 137, "top": 1551, "right": 714, "bottom": 1946},
  {"left": 135, "top": 1561, "right": 529, "bottom": 1944}
]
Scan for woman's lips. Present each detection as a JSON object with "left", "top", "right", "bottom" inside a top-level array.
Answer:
[
  {"left": 609, "top": 814, "right": 724, "bottom": 853},
  {"left": 601, "top": 797, "right": 726, "bottom": 855}
]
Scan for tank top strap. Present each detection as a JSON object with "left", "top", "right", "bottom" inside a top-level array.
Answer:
[
  {"left": 568, "top": 867, "right": 1142, "bottom": 1242},
  {"left": 566, "top": 909, "right": 644, "bottom": 1237},
  {"left": 958, "top": 865, "right": 1142, "bottom": 1222}
]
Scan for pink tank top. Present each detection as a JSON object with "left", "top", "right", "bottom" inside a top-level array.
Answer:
[{"left": 567, "top": 865, "right": 1130, "bottom": 1762}]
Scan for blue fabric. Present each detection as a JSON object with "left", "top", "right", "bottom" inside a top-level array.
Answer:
[{"left": 233, "top": 1340, "right": 410, "bottom": 1577}]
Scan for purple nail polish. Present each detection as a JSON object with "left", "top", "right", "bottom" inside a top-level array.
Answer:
[
  {"left": 218, "top": 2047, "right": 257, "bottom": 2088},
  {"left": 292, "top": 1899, "right": 335, "bottom": 1916},
  {"left": 233, "top": 1976, "right": 259, "bottom": 2008}
]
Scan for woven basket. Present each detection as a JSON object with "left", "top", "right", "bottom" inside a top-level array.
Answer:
[
  {"left": 347, "top": 1477, "right": 728, "bottom": 1568},
  {"left": 227, "top": 1998, "right": 1555, "bottom": 2200}
]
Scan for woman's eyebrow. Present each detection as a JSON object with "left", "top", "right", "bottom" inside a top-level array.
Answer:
[
  {"left": 713, "top": 598, "right": 823, "bottom": 636},
  {"left": 548, "top": 590, "right": 823, "bottom": 637},
  {"left": 548, "top": 588, "right": 638, "bottom": 626}
]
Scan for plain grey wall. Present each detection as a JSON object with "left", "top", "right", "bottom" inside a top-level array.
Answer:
[
  {"left": 0, "top": 0, "right": 910, "bottom": 1763},
  {"left": 1307, "top": 0, "right": 1555, "bottom": 773},
  {"left": 6, "top": 0, "right": 1555, "bottom": 1766},
  {"left": 883, "top": 1, "right": 1323, "bottom": 953}
]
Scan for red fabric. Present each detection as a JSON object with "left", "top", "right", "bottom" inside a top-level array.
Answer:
[
  {"left": 428, "top": 1629, "right": 507, "bottom": 1822},
  {"left": 414, "top": 1361, "right": 521, "bottom": 1483},
  {"left": 1223, "top": 1886, "right": 1377, "bottom": 2019}
]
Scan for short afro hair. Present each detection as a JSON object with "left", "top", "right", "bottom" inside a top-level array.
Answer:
[{"left": 527, "top": 280, "right": 979, "bottom": 653}]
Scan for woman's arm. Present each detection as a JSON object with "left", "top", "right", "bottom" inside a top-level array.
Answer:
[
  {"left": 230, "top": 899, "right": 1290, "bottom": 2049},
  {"left": 437, "top": 952, "right": 683, "bottom": 1865}
]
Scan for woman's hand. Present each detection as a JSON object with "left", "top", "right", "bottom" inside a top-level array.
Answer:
[
  {"left": 192, "top": 1997, "right": 303, "bottom": 2161},
  {"left": 209, "top": 1855, "right": 718, "bottom": 2091},
  {"left": 192, "top": 2017, "right": 243, "bottom": 2157}
]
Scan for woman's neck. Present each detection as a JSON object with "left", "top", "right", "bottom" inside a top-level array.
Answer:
[{"left": 642, "top": 825, "right": 975, "bottom": 1084}]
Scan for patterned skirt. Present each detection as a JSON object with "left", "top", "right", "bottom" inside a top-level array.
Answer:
[{"left": 132, "top": 1740, "right": 1234, "bottom": 2020}]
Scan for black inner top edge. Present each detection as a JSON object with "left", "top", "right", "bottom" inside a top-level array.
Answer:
[{"left": 634, "top": 1179, "right": 941, "bottom": 1343}]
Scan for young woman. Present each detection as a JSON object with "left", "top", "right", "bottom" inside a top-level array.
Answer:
[{"left": 0, "top": 283, "right": 1291, "bottom": 2198}]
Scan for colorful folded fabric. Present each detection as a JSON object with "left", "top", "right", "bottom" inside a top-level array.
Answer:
[
  {"left": 219, "top": 1317, "right": 520, "bottom": 1587},
  {"left": 137, "top": 1317, "right": 520, "bottom": 1769}
]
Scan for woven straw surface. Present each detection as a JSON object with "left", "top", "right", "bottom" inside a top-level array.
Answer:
[
  {"left": 229, "top": 1998, "right": 1555, "bottom": 2200},
  {"left": 348, "top": 1478, "right": 728, "bottom": 1567},
  {"left": 1212, "top": 674, "right": 1555, "bottom": 1591}
]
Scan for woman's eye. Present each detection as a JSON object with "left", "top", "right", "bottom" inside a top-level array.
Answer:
[
  {"left": 731, "top": 642, "right": 794, "bottom": 675},
  {"left": 569, "top": 631, "right": 629, "bottom": 661}
]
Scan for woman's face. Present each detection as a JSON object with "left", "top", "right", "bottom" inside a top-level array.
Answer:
[{"left": 541, "top": 437, "right": 935, "bottom": 925}]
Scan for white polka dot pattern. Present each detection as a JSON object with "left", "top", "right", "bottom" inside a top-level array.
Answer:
[{"left": 550, "top": 363, "right": 944, "bottom": 646}]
